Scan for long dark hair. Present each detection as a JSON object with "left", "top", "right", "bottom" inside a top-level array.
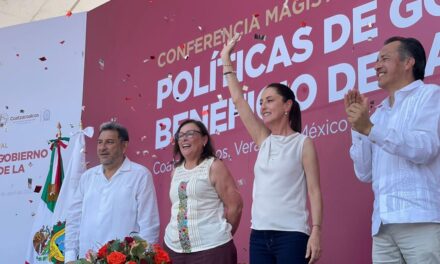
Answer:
[
  {"left": 384, "top": 36, "right": 426, "bottom": 81},
  {"left": 266, "top": 83, "right": 302, "bottom": 133},
  {"left": 173, "top": 119, "right": 216, "bottom": 167}
]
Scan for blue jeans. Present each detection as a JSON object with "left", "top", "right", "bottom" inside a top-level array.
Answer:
[{"left": 250, "top": 229, "right": 309, "bottom": 264}]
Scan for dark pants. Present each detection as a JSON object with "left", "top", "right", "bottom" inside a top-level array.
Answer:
[
  {"left": 164, "top": 240, "right": 237, "bottom": 264},
  {"left": 250, "top": 229, "right": 309, "bottom": 264}
]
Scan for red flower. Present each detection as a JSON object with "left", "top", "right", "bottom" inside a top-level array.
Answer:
[
  {"left": 124, "top": 236, "right": 134, "bottom": 244},
  {"left": 79, "top": 237, "right": 164, "bottom": 264},
  {"left": 107, "top": 251, "right": 126, "bottom": 264},
  {"left": 153, "top": 244, "right": 171, "bottom": 263},
  {"left": 97, "top": 244, "right": 108, "bottom": 258}
]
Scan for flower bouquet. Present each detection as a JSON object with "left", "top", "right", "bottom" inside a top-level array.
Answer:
[{"left": 75, "top": 236, "right": 171, "bottom": 264}]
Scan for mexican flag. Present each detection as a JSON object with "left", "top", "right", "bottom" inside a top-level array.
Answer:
[{"left": 25, "top": 127, "right": 93, "bottom": 264}]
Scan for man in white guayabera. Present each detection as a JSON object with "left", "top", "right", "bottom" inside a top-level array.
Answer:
[
  {"left": 344, "top": 36, "right": 440, "bottom": 264},
  {"left": 65, "top": 122, "right": 159, "bottom": 263}
]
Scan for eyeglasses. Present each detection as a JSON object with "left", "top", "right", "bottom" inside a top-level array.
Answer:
[{"left": 175, "top": 130, "right": 202, "bottom": 141}]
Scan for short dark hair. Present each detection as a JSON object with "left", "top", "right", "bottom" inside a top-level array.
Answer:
[
  {"left": 266, "top": 83, "right": 302, "bottom": 133},
  {"left": 173, "top": 119, "right": 215, "bottom": 167},
  {"left": 99, "top": 122, "right": 129, "bottom": 142},
  {"left": 384, "top": 36, "right": 426, "bottom": 80}
]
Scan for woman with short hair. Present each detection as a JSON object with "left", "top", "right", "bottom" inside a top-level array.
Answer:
[{"left": 164, "top": 119, "right": 243, "bottom": 264}]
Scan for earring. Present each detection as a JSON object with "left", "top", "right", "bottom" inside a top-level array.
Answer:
[{"left": 284, "top": 112, "right": 288, "bottom": 116}]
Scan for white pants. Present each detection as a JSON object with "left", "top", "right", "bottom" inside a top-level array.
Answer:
[{"left": 373, "top": 223, "right": 440, "bottom": 264}]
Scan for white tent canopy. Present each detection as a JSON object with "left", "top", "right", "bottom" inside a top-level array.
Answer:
[{"left": 0, "top": 0, "right": 109, "bottom": 28}]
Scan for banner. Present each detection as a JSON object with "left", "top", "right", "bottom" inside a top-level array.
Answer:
[
  {"left": 0, "top": 13, "right": 86, "bottom": 263},
  {"left": 81, "top": 0, "right": 440, "bottom": 263}
]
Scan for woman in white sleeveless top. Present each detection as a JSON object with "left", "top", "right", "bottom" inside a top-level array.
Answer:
[
  {"left": 164, "top": 119, "right": 243, "bottom": 264},
  {"left": 221, "top": 35, "right": 323, "bottom": 264}
]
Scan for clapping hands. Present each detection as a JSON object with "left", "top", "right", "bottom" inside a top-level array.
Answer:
[{"left": 344, "top": 89, "right": 373, "bottom": 135}]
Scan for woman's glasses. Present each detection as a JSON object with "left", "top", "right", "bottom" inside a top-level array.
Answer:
[{"left": 175, "top": 130, "right": 202, "bottom": 141}]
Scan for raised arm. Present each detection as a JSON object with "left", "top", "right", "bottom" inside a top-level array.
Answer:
[
  {"left": 220, "top": 34, "right": 270, "bottom": 145},
  {"left": 367, "top": 88, "right": 440, "bottom": 164},
  {"left": 344, "top": 90, "right": 373, "bottom": 182},
  {"left": 345, "top": 87, "right": 440, "bottom": 165},
  {"left": 210, "top": 159, "right": 243, "bottom": 235}
]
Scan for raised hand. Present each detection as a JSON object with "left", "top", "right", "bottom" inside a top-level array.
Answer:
[
  {"left": 221, "top": 33, "right": 241, "bottom": 60},
  {"left": 345, "top": 94, "right": 373, "bottom": 135},
  {"left": 343, "top": 89, "right": 362, "bottom": 110}
]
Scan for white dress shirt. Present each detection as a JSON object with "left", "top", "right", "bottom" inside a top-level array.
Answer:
[
  {"left": 350, "top": 80, "right": 440, "bottom": 236},
  {"left": 65, "top": 157, "right": 160, "bottom": 261}
]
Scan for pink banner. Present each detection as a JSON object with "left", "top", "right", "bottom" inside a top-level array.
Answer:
[{"left": 82, "top": 0, "right": 440, "bottom": 262}]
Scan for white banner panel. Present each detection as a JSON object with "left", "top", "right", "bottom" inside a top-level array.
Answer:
[{"left": 0, "top": 12, "right": 86, "bottom": 263}]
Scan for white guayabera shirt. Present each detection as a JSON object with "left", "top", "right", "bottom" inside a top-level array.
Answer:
[
  {"left": 65, "top": 158, "right": 160, "bottom": 261},
  {"left": 350, "top": 80, "right": 440, "bottom": 236}
]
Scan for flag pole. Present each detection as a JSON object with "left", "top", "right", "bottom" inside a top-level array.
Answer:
[
  {"left": 57, "top": 122, "right": 62, "bottom": 138},
  {"left": 42, "top": 124, "right": 69, "bottom": 210}
]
